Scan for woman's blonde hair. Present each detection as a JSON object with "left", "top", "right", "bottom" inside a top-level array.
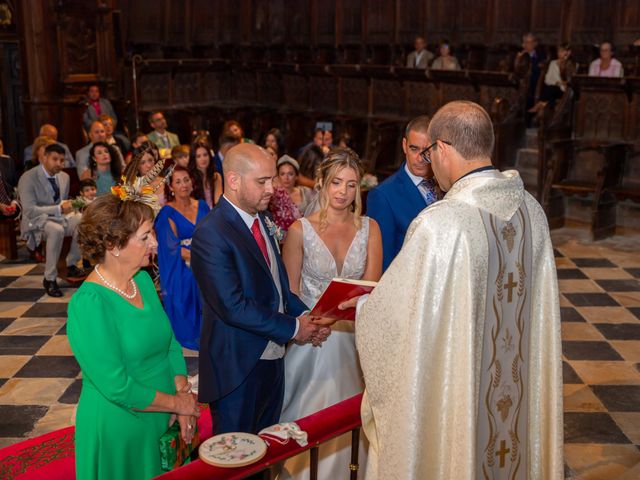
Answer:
[
  {"left": 32, "top": 136, "right": 56, "bottom": 163},
  {"left": 317, "top": 147, "right": 364, "bottom": 230}
]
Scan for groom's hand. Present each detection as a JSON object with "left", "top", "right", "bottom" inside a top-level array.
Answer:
[
  {"left": 294, "top": 315, "right": 320, "bottom": 345},
  {"left": 310, "top": 327, "right": 331, "bottom": 347}
]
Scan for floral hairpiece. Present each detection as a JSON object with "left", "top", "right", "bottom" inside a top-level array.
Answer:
[{"left": 111, "top": 158, "right": 175, "bottom": 214}]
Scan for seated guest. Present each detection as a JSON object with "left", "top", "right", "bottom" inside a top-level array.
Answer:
[
  {"left": 263, "top": 128, "right": 286, "bottom": 156},
  {"left": 269, "top": 155, "right": 315, "bottom": 233},
  {"left": 81, "top": 142, "right": 122, "bottom": 196},
  {"left": 124, "top": 142, "right": 167, "bottom": 206},
  {"left": 24, "top": 124, "right": 75, "bottom": 167},
  {"left": 213, "top": 134, "right": 241, "bottom": 190},
  {"left": 18, "top": 143, "right": 87, "bottom": 297},
  {"left": 589, "top": 41, "right": 624, "bottom": 77},
  {"left": 26, "top": 136, "right": 56, "bottom": 170},
  {"left": 406, "top": 36, "right": 433, "bottom": 69},
  {"left": 171, "top": 144, "right": 190, "bottom": 168},
  {"left": 189, "top": 141, "right": 222, "bottom": 208},
  {"left": 515, "top": 32, "right": 546, "bottom": 115},
  {"left": 125, "top": 131, "right": 148, "bottom": 164},
  {"left": 337, "top": 132, "right": 353, "bottom": 149},
  {"left": 431, "top": 41, "right": 461, "bottom": 70},
  {"left": 99, "top": 114, "right": 131, "bottom": 157},
  {"left": 322, "top": 129, "right": 334, "bottom": 153},
  {"left": 76, "top": 121, "right": 111, "bottom": 178},
  {"left": 147, "top": 111, "right": 180, "bottom": 155},
  {"left": 82, "top": 84, "right": 118, "bottom": 132},
  {"left": 298, "top": 143, "right": 325, "bottom": 189},
  {"left": 68, "top": 191, "right": 200, "bottom": 480},
  {"left": 222, "top": 119, "right": 253, "bottom": 144},
  {"left": 366, "top": 115, "right": 440, "bottom": 271},
  {"left": 155, "top": 166, "right": 210, "bottom": 350},
  {"left": 529, "top": 43, "right": 576, "bottom": 113}
]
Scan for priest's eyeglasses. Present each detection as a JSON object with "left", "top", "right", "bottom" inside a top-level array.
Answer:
[{"left": 420, "top": 140, "right": 452, "bottom": 164}]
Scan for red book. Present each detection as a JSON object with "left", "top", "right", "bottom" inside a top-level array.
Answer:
[{"left": 309, "top": 278, "right": 377, "bottom": 321}]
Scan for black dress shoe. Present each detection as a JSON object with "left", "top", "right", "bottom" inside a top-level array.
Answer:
[
  {"left": 66, "top": 265, "right": 88, "bottom": 281},
  {"left": 43, "top": 279, "right": 63, "bottom": 297}
]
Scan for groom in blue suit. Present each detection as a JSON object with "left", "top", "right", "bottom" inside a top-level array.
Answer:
[
  {"left": 366, "top": 115, "right": 440, "bottom": 271},
  {"left": 192, "top": 143, "right": 327, "bottom": 435}
]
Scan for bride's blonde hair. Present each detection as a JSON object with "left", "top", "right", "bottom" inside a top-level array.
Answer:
[{"left": 317, "top": 148, "right": 364, "bottom": 231}]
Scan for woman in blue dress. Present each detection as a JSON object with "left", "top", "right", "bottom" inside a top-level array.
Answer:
[{"left": 155, "top": 166, "right": 210, "bottom": 350}]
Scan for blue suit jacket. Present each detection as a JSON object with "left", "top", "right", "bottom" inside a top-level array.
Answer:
[
  {"left": 191, "top": 197, "right": 308, "bottom": 403},
  {"left": 366, "top": 164, "right": 428, "bottom": 271}
]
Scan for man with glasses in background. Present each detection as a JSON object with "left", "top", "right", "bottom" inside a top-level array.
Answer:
[{"left": 366, "top": 115, "right": 440, "bottom": 271}]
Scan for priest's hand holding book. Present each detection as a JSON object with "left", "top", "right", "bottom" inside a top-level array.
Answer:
[{"left": 309, "top": 278, "right": 377, "bottom": 325}]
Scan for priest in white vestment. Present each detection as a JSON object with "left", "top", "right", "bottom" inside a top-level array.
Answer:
[{"left": 353, "top": 101, "right": 563, "bottom": 479}]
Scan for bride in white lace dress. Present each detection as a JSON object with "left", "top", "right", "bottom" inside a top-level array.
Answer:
[{"left": 280, "top": 149, "right": 382, "bottom": 479}]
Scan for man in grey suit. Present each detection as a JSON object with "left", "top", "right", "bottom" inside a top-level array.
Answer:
[
  {"left": 18, "top": 144, "right": 86, "bottom": 297},
  {"left": 82, "top": 85, "right": 118, "bottom": 132},
  {"left": 147, "top": 111, "right": 180, "bottom": 153},
  {"left": 406, "top": 36, "right": 434, "bottom": 69}
]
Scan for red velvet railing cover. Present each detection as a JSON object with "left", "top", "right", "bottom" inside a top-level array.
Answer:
[{"left": 155, "top": 393, "right": 363, "bottom": 480}]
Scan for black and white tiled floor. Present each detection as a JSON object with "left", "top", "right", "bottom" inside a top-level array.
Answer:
[{"left": 0, "top": 228, "right": 639, "bottom": 478}]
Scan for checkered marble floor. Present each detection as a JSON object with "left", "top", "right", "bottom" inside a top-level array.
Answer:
[{"left": 1, "top": 228, "right": 640, "bottom": 479}]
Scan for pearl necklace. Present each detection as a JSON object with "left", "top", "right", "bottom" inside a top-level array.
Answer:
[{"left": 94, "top": 265, "right": 138, "bottom": 300}]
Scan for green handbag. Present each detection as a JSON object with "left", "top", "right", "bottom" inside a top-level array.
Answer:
[{"left": 159, "top": 420, "right": 201, "bottom": 471}]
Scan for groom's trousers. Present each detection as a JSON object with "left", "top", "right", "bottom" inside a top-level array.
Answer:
[{"left": 209, "top": 358, "right": 285, "bottom": 434}]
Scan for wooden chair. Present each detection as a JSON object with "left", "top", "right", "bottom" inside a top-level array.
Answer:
[
  {"left": 544, "top": 140, "right": 627, "bottom": 239},
  {"left": 608, "top": 147, "right": 640, "bottom": 204}
]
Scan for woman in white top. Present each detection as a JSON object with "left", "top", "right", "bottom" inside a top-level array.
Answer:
[
  {"left": 529, "top": 43, "right": 576, "bottom": 113},
  {"left": 280, "top": 148, "right": 382, "bottom": 480}
]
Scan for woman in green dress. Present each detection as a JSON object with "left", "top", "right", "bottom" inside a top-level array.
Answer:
[{"left": 68, "top": 192, "right": 200, "bottom": 480}]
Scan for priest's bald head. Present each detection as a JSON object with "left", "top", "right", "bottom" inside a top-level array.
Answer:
[
  {"left": 426, "top": 101, "right": 494, "bottom": 192},
  {"left": 223, "top": 143, "right": 276, "bottom": 214}
]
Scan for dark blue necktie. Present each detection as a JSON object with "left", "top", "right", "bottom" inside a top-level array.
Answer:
[{"left": 47, "top": 177, "right": 60, "bottom": 203}]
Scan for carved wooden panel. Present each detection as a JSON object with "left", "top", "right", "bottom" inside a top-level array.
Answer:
[
  {"left": 218, "top": 0, "right": 242, "bottom": 44},
  {"left": 425, "top": 0, "right": 457, "bottom": 43},
  {"left": 165, "top": 0, "right": 188, "bottom": 47},
  {"left": 309, "top": 76, "right": 338, "bottom": 114},
  {"left": 404, "top": 81, "right": 437, "bottom": 117},
  {"left": 316, "top": 0, "right": 336, "bottom": 44},
  {"left": 615, "top": 0, "right": 640, "bottom": 46},
  {"left": 458, "top": 0, "right": 488, "bottom": 44},
  {"left": 371, "top": 79, "right": 404, "bottom": 117},
  {"left": 233, "top": 70, "right": 257, "bottom": 103},
  {"left": 366, "top": 0, "right": 394, "bottom": 44},
  {"left": 569, "top": 0, "right": 612, "bottom": 46},
  {"left": 257, "top": 72, "right": 283, "bottom": 107},
  {"left": 285, "top": 1, "right": 310, "bottom": 44},
  {"left": 440, "top": 83, "right": 479, "bottom": 109},
  {"left": 140, "top": 73, "right": 171, "bottom": 109},
  {"left": 174, "top": 72, "right": 200, "bottom": 106},
  {"left": 530, "top": 0, "right": 562, "bottom": 45},
  {"left": 480, "top": 85, "right": 522, "bottom": 122},
  {"left": 492, "top": 0, "right": 530, "bottom": 45},
  {"left": 124, "top": 0, "right": 165, "bottom": 45},
  {"left": 339, "top": 0, "right": 362, "bottom": 44},
  {"left": 203, "top": 71, "right": 231, "bottom": 102},
  {"left": 56, "top": 11, "right": 98, "bottom": 81},
  {"left": 340, "top": 78, "right": 369, "bottom": 115},
  {"left": 282, "top": 74, "right": 308, "bottom": 109},
  {"left": 191, "top": 0, "right": 219, "bottom": 45},
  {"left": 396, "top": 0, "right": 424, "bottom": 42},
  {"left": 577, "top": 92, "right": 628, "bottom": 141}
]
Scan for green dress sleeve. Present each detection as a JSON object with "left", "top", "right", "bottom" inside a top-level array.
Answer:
[
  {"left": 67, "top": 289, "right": 157, "bottom": 412},
  {"left": 168, "top": 334, "right": 188, "bottom": 378}
]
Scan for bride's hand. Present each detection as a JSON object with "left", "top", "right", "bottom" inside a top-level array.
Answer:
[{"left": 310, "top": 316, "right": 337, "bottom": 326}]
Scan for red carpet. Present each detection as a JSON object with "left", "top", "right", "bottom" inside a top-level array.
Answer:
[{"left": 0, "top": 406, "right": 213, "bottom": 480}]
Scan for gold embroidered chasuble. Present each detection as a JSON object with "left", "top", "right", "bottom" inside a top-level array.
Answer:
[{"left": 356, "top": 170, "right": 563, "bottom": 480}]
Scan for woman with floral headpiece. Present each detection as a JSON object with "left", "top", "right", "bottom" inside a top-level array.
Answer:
[
  {"left": 67, "top": 166, "right": 200, "bottom": 480},
  {"left": 155, "top": 166, "right": 210, "bottom": 350}
]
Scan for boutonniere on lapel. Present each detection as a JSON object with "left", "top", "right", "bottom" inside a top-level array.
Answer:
[{"left": 264, "top": 216, "right": 285, "bottom": 248}]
